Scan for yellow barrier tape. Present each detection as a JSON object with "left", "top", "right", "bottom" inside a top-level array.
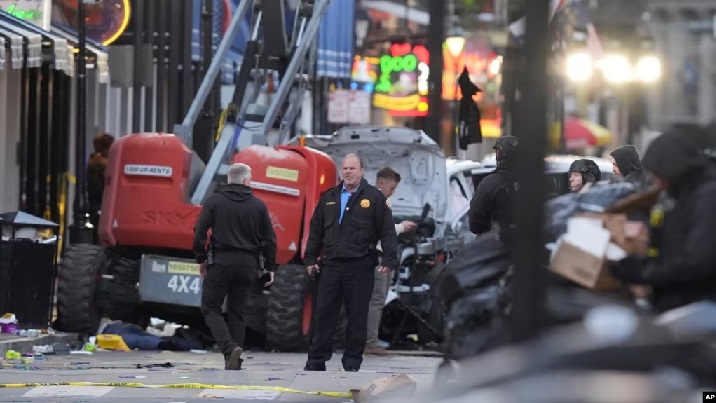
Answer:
[{"left": 0, "top": 382, "right": 351, "bottom": 398}]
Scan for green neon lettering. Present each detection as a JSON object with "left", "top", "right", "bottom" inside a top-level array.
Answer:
[
  {"left": 390, "top": 56, "right": 402, "bottom": 73},
  {"left": 402, "top": 55, "right": 417, "bottom": 72},
  {"left": 380, "top": 55, "right": 393, "bottom": 74},
  {"left": 5, "top": 3, "right": 42, "bottom": 20}
]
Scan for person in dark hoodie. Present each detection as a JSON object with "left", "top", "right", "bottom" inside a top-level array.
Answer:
[
  {"left": 193, "top": 163, "right": 277, "bottom": 370},
  {"left": 469, "top": 135, "right": 520, "bottom": 235},
  {"left": 610, "top": 145, "right": 648, "bottom": 188},
  {"left": 609, "top": 126, "right": 716, "bottom": 312}
]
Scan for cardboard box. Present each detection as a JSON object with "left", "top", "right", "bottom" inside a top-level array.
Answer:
[
  {"left": 550, "top": 239, "right": 621, "bottom": 291},
  {"left": 578, "top": 213, "right": 649, "bottom": 256},
  {"left": 549, "top": 216, "right": 622, "bottom": 291}
]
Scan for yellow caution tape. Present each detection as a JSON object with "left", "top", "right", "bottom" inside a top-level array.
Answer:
[{"left": 0, "top": 382, "right": 351, "bottom": 398}]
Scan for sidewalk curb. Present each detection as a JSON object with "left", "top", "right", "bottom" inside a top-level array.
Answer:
[{"left": 0, "top": 333, "right": 79, "bottom": 355}]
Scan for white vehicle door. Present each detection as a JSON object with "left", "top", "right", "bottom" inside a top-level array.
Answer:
[{"left": 446, "top": 172, "right": 471, "bottom": 226}]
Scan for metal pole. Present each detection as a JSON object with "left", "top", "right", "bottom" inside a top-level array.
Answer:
[
  {"left": 193, "top": 0, "right": 217, "bottom": 162},
  {"left": 426, "top": 0, "right": 444, "bottom": 146},
  {"left": 70, "top": 0, "right": 93, "bottom": 245},
  {"left": 510, "top": 0, "right": 550, "bottom": 344}
]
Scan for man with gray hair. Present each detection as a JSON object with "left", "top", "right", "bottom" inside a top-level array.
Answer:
[{"left": 193, "top": 163, "right": 277, "bottom": 371}]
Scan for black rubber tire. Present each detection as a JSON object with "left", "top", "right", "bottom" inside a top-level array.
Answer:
[
  {"left": 265, "top": 264, "right": 314, "bottom": 352},
  {"left": 98, "top": 253, "right": 140, "bottom": 323},
  {"left": 56, "top": 244, "right": 104, "bottom": 335}
]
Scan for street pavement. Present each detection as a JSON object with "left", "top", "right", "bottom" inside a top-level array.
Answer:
[{"left": 0, "top": 349, "right": 442, "bottom": 402}]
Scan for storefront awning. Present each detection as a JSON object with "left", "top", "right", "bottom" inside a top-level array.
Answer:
[
  {"left": 317, "top": 0, "right": 354, "bottom": 78},
  {"left": 0, "top": 11, "right": 72, "bottom": 74},
  {"left": 49, "top": 23, "right": 109, "bottom": 83}
]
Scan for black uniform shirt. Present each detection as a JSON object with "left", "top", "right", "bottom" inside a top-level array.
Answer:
[{"left": 305, "top": 178, "right": 398, "bottom": 270}]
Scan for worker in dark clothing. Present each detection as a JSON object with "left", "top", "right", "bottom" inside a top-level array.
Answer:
[
  {"left": 304, "top": 153, "right": 398, "bottom": 372},
  {"left": 469, "top": 135, "right": 520, "bottom": 235},
  {"left": 193, "top": 163, "right": 277, "bottom": 371},
  {"left": 609, "top": 127, "right": 716, "bottom": 312},
  {"left": 610, "top": 145, "right": 649, "bottom": 188},
  {"left": 568, "top": 159, "right": 602, "bottom": 193},
  {"left": 87, "top": 132, "right": 114, "bottom": 241}
]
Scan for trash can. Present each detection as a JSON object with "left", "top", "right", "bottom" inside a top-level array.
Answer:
[{"left": 0, "top": 211, "right": 59, "bottom": 329}]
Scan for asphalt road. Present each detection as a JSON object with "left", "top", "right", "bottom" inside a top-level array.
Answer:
[{"left": 0, "top": 349, "right": 441, "bottom": 402}]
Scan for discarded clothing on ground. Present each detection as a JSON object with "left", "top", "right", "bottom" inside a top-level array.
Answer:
[{"left": 103, "top": 322, "right": 212, "bottom": 351}]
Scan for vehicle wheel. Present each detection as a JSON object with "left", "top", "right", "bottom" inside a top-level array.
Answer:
[
  {"left": 98, "top": 253, "right": 141, "bottom": 323},
  {"left": 265, "top": 264, "right": 314, "bottom": 352},
  {"left": 56, "top": 244, "right": 104, "bottom": 335}
]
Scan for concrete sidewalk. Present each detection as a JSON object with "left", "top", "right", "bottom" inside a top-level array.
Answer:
[
  {"left": 0, "top": 350, "right": 441, "bottom": 402},
  {"left": 0, "top": 332, "right": 78, "bottom": 355}
]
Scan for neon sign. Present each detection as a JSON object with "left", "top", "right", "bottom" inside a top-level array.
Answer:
[
  {"left": 4, "top": 3, "right": 40, "bottom": 19},
  {"left": 51, "top": 0, "right": 131, "bottom": 46},
  {"left": 0, "top": 0, "right": 50, "bottom": 29},
  {"left": 372, "top": 43, "right": 429, "bottom": 117}
]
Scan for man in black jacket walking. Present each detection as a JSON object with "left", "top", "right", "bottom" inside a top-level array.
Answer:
[
  {"left": 304, "top": 153, "right": 398, "bottom": 372},
  {"left": 193, "top": 163, "right": 277, "bottom": 370},
  {"left": 609, "top": 127, "right": 716, "bottom": 312}
]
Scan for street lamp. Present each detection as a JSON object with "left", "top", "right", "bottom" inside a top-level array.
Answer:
[
  {"left": 565, "top": 51, "right": 593, "bottom": 82},
  {"left": 446, "top": 25, "right": 466, "bottom": 156},
  {"left": 446, "top": 26, "right": 467, "bottom": 59},
  {"left": 636, "top": 55, "right": 661, "bottom": 83},
  {"left": 602, "top": 54, "right": 632, "bottom": 84},
  {"left": 354, "top": 9, "right": 370, "bottom": 50}
]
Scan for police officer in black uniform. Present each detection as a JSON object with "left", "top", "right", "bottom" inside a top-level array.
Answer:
[
  {"left": 303, "top": 153, "right": 398, "bottom": 372},
  {"left": 469, "top": 135, "right": 520, "bottom": 235}
]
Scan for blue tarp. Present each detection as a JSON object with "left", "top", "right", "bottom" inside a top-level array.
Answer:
[{"left": 317, "top": 0, "right": 355, "bottom": 79}]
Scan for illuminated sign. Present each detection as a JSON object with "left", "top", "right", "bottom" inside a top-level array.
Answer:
[
  {"left": 372, "top": 43, "right": 429, "bottom": 117},
  {"left": 51, "top": 0, "right": 131, "bottom": 46},
  {"left": 0, "top": 0, "right": 51, "bottom": 29},
  {"left": 350, "top": 55, "right": 378, "bottom": 93}
]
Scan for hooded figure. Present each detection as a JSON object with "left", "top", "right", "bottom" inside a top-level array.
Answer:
[
  {"left": 468, "top": 136, "right": 520, "bottom": 235},
  {"left": 609, "top": 126, "right": 716, "bottom": 312},
  {"left": 457, "top": 67, "right": 483, "bottom": 150},
  {"left": 610, "top": 145, "right": 648, "bottom": 188},
  {"left": 567, "top": 159, "right": 601, "bottom": 193}
]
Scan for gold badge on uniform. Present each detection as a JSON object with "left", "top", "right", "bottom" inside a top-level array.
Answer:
[
  {"left": 386, "top": 199, "right": 392, "bottom": 208},
  {"left": 360, "top": 199, "right": 370, "bottom": 208}
]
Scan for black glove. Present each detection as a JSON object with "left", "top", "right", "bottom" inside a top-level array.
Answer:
[{"left": 608, "top": 256, "right": 649, "bottom": 284}]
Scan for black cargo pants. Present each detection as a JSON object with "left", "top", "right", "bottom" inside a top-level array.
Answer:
[
  {"left": 306, "top": 255, "right": 375, "bottom": 370},
  {"left": 200, "top": 253, "right": 257, "bottom": 356}
]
